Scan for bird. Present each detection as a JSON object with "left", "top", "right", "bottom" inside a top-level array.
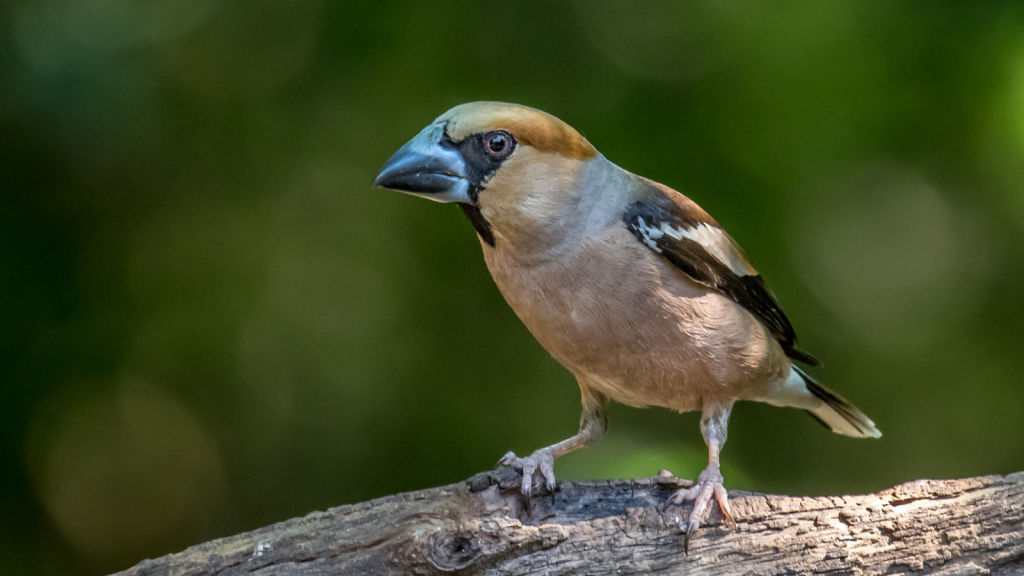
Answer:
[{"left": 373, "top": 101, "right": 880, "bottom": 551}]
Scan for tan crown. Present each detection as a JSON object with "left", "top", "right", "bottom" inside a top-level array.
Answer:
[{"left": 438, "top": 102, "right": 598, "bottom": 161}]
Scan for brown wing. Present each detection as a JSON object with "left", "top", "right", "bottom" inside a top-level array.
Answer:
[{"left": 623, "top": 182, "right": 818, "bottom": 366}]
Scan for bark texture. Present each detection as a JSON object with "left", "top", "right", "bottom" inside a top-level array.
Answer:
[{"left": 116, "top": 469, "right": 1024, "bottom": 576}]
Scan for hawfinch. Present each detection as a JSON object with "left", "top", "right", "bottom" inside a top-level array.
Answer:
[{"left": 374, "top": 102, "right": 880, "bottom": 550}]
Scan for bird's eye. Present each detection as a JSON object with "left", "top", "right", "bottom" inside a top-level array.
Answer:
[{"left": 484, "top": 131, "right": 514, "bottom": 158}]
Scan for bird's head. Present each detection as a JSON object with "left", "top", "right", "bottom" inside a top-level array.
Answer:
[{"left": 374, "top": 102, "right": 606, "bottom": 249}]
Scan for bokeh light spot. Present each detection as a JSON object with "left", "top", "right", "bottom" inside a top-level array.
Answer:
[
  {"left": 14, "top": 0, "right": 219, "bottom": 74},
  {"left": 573, "top": 1, "right": 710, "bottom": 82},
  {"left": 28, "top": 379, "right": 224, "bottom": 565},
  {"left": 160, "top": 0, "right": 322, "bottom": 98},
  {"left": 794, "top": 166, "right": 994, "bottom": 350},
  {"left": 1009, "top": 44, "right": 1024, "bottom": 155}
]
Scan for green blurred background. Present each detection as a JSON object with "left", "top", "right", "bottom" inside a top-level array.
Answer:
[{"left": 3, "top": 1, "right": 1024, "bottom": 573}]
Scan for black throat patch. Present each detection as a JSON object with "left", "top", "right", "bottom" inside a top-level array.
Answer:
[
  {"left": 458, "top": 204, "right": 495, "bottom": 247},
  {"left": 441, "top": 126, "right": 514, "bottom": 248}
]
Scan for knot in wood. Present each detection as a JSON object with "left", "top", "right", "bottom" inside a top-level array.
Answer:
[{"left": 425, "top": 530, "right": 482, "bottom": 572}]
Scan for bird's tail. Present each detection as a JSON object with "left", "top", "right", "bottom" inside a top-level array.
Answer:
[{"left": 794, "top": 366, "right": 882, "bottom": 438}]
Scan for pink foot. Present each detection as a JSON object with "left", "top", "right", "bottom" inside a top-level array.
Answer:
[
  {"left": 496, "top": 448, "right": 556, "bottom": 514},
  {"left": 663, "top": 463, "right": 735, "bottom": 553}
]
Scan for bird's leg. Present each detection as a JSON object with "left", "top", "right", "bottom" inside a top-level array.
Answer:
[
  {"left": 664, "top": 401, "right": 735, "bottom": 553},
  {"left": 497, "top": 388, "right": 606, "bottom": 514}
]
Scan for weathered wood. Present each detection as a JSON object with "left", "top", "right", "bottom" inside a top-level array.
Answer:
[{"left": 116, "top": 469, "right": 1024, "bottom": 575}]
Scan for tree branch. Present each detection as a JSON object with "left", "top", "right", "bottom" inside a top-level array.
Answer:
[{"left": 115, "top": 469, "right": 1024, "bottom": 575}]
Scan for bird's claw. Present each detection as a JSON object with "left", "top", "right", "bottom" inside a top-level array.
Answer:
[
  {"left": 664, "top": 463, "right": 733, "bottom": 554},
  {"left": 495, "top": 448, "right": 557, "bottom": 514}
]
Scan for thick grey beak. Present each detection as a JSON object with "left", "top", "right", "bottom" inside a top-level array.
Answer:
[{"left": 374, "top": 123, "right": 471, "bottom": 203}]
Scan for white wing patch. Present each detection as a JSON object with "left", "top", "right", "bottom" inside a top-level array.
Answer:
[
  {"left": 635, "top": 218, "right": 755, "bottom": 277},
  {"left": 634, "top": 217, "right": 663, "bottom": 253}
]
